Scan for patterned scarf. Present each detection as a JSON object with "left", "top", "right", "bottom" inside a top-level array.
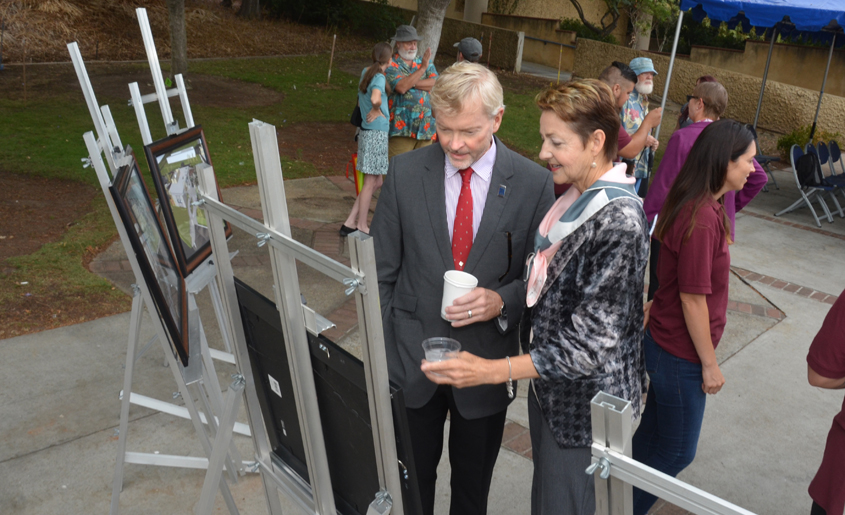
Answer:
[{"left": 526, "top": 163, "right": 641, "bottom": 307}]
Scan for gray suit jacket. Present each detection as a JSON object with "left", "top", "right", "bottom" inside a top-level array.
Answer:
[{"left": 371, "top": 136, "right": 555, "bottom": 419}]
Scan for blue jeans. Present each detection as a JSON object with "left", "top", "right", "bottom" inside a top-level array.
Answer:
[{"left": 632, "top": 329, "right": 707, "bottom": 515}]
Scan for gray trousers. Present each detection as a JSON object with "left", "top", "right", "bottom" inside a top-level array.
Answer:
[{"left": 529, "top": 385, "right": 595, "bottom": 515}]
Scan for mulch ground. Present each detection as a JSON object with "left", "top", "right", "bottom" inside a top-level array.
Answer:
[
  {"left": 277, "top": 122, "right": 358, "bottom": 174},
  {"left": 2, "top": 0, "right": 372, "bottom": 64},
  {"left": 0, "top": 171, "right": 97, "bottom": 263}
]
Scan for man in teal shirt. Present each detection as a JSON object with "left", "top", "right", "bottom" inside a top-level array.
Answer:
[{"left": 385, "top": 25, "right": 439, "bottom": 160}]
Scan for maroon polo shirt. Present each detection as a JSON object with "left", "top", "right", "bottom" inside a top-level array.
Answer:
[
  {"left": 807, "top": 290, "right": 845, "bottom": 515},
  {"left": 617, "top": 125, "right": 632, "bottom": 155},
  {"left": 649, "top": 198, "right": 730, "bottom": 363}
]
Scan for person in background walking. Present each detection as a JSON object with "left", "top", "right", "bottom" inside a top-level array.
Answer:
[
  {"left": 806, "top": 289, "right": 845, "bottom": 515},
  {"left": 455, "top": 37, "right": 483, "bottom": 63},
  {"left": 385, "top": 25, "right": 438, "bottom": 160},
  {"left": 340, "top": 42, "right": 392, "bottom": 236},
  {"left": 632, "top": 120, "right": 758, "bottom": 515}
]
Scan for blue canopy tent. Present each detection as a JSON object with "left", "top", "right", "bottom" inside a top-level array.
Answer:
[{"left": 655, "top": 0, "right": 845, "bottom": 141}]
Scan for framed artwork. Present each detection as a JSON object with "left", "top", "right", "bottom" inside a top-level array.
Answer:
[
  {"left": 111, "top": 149, "right": 190, "bottom": 366},
  {"left": 235, "top": 278, "right": 423, "bottom": 515},
  {"left": 144, "top": 126, "right": 231, "bottom": 276}
]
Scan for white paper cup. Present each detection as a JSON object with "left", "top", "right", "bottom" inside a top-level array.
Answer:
[
  {"left": 441, "top": 270, "right": 478, "bottom": 320},
  {"left": 421, "top": 337, "right": 461, "bottom": 363}
]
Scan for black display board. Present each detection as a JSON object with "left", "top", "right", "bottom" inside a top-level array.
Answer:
[{"left": 235, "top": 279, "right": 423, "bottom": 515}]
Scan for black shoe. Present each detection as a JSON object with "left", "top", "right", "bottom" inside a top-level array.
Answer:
[{"left": 339, "top": 224, "right": 356, "bottom": 236}]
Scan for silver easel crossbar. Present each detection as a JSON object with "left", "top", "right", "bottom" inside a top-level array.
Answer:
[
  {"left": 588, "top": 392, "right": 757, "bottom": 515},
  {"left": 196, "top": 119, "right": 405, "bottom": 515}
]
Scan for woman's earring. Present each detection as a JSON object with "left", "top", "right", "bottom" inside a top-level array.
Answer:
[{"left": 591, "top": 162, "right": 597, "bottom": 168}]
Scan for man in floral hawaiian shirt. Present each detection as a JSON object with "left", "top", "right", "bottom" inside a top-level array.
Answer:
[
  {"left": 621, "top": 57, "right": 660, "bottom": 196},
  {"left": 386, "top": 25, "right": 439, "bottom": 160}
]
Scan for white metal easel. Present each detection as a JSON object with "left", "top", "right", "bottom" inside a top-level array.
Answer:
[{"left": 67, "top": 41, "right": 252, "bottom": 515}]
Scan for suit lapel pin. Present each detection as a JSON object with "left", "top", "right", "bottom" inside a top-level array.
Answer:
[{"left": 498, "top": 185, "right": 507, "bottom": 197}]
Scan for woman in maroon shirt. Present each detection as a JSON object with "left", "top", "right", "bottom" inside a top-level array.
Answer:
[{"left": 631, "top": 119, "right": 758, "bottom": 515}]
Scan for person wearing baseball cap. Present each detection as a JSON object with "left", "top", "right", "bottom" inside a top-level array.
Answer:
[
  {"left": 454, "top": 37, "right": 482, "bottom": 63},
  {"left": 621, "top": 57, "right": 661, "bottom": 196},
  {"left": 385, "top": 25, "right": 439, "bottom": 159}
]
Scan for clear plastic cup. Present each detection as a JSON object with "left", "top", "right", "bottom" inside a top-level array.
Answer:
[{"left": 421, "top": 337, "right": 461, "bottom": 363}]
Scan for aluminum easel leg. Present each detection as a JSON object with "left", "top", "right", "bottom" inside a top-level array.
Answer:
[
  {"left": 209, "top": 279, "right": 233, "bottom": 353},
  {"left": 110, "top": 286, "right": 144, "bottom": 515},
  {"left": 195, "top": 375, "right": 246, "bottom": 515},
  {"left": 195, "top": 315, "right": 243, "bottom": 482}
]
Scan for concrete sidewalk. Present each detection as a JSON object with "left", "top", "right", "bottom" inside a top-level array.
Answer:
[{"left": 1, "top": 167, "right": 844, "bottom": 514}]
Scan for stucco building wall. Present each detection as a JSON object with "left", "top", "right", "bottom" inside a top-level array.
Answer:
[
  {"left": 504, "top": 0, "right": 629, "bottom": 46},
  {"left": 691, "top": 40, "right": 845, "bottom": 99},
  {"left": 574, "top": 38, "right": 845, "bottom": 135}
]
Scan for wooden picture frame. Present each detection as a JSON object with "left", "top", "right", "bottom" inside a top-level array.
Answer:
[
  {"left": 144, "top": 126, "right": 231, "bottom": 276},
  {"left": 110, "top": 149, "right": 190, "bottom": 366}
]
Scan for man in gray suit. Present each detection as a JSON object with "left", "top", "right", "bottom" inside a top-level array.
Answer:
[{"left": 371, "top": 62, "right": 554, "bottom": 515}]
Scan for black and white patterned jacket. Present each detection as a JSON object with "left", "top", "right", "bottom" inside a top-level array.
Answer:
[{"left": 526, "top": 197, "right": 649, "bottom": 448}]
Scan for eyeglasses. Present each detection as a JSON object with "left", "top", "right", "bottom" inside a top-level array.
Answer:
[{"left": 687, "top": 95, "right": 705, "bottom": 107}]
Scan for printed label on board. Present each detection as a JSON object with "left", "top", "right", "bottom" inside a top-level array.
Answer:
[{"left": 268, "top": 375, "right": 281, "bottom": 397}]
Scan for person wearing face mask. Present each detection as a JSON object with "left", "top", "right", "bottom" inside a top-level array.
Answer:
[
  {"left": 420, "top": 79, "right": 649, "bottom": 515},
  {"left": 385, "top": 25, "right": 439, "bottom": 160},
  {"left": 622, "top": 57, "right": 660, "bottom": 196},
  {"left": 642, "top": 82, "right": 767, "bottom": 300},
  {"left": 370, "top": 62, "right": 554, "bottom": 515}
]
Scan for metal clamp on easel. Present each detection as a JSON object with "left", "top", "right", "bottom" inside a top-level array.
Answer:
[{"left": 367, "top": 490, "right": 393, "bottom": 515}]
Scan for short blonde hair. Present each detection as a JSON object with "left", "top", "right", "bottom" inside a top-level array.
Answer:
[{"left": 430, "top": 61, "right": 504, "bottom": 118}]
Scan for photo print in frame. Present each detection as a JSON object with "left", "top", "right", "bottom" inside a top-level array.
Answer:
[
  {"left": 144, "top": 126, "right": 231, "bottom": 276},
  {"left": 110, "top": 148, "right": 190, "bottom": 366}
]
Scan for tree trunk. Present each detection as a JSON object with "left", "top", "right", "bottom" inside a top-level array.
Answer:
[
  {"left": 238, "top": 0, "right": 260, "bottom": 18},
  {"left": 166, "top": 0, "right": 188, "bottom": 78},
  {"left": 416, "top": 0, "right": 452, "bottom": 63},
  {"left": 631, "top": 12, "right": 653, "bottom": 50}
]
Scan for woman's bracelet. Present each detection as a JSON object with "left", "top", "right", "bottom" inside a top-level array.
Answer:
[{"left": 505, "top": 356, "right": 514, "bottom": 399}]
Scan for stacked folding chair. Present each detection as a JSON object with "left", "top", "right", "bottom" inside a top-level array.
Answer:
[
  {"left": 774, "top": 144, "right": 837, "bottom": 227},
  {"left": 807, "top": 143, "right": 845, "bottom": 217}
]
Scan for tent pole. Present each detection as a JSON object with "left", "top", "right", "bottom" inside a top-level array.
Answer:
[
  {"left": 753, "top": 26, "right": 778, "bottom": 130},
  {"left": 810, "top": 33, "right": 837, "bottom": 141},
  {"left": 655, "top": 10, "right": 684, "bottom": 140}
]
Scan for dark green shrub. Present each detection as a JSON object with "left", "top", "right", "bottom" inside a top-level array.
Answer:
[
  {"left": 674, "top": 15, "right": 763, "bottom": 54},
  {"left": 266, "top": 0, "right": 403, "bottom": 41},
  {"left": 776, "top": 124, "right": 843, "bottom": 160},
  {"left": 559, "top": 18, "right": 618, "bottom": 45}
]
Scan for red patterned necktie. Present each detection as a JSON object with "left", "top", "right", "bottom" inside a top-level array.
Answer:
[{"left": 452, "top": 167, "right": 474, "bottom": 271}]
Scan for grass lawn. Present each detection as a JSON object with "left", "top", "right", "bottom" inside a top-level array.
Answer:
[{"left": 0, "top": 53, "right": 550, "bottom": 334}]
